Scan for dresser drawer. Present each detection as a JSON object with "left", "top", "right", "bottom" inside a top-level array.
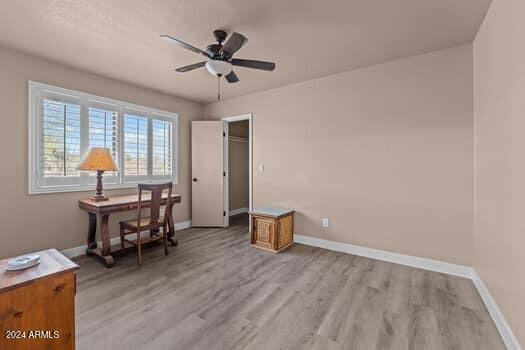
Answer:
[{"left": 0, "top": 272, "right": 76, "bottom": 350}]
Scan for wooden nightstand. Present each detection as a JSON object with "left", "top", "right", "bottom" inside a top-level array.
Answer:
[
  {"left": 0, "top": 249, "right": 79, "bottom": 350},
  {"left": 250, "top": 208, "right": 295, "bottom": 253}
]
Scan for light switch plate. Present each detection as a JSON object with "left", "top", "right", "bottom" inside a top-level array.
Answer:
[
  {"left": 322, "top": 218, "right": 329, "bottom": 227},
  {"left": 259, "top": 164, "right": 265, "bottom": 172}
]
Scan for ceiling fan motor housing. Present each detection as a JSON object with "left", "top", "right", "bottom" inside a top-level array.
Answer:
[{"left": 206, "top": 44, "right": 222, "bottom": 58}]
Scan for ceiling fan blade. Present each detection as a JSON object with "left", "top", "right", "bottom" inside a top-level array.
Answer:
[
  {"left": 231, "top": 58, "right": 275, "bottom": 71},
  {"left": 221, "top": 32, "right": 248, "bottom": 58},
  {"left": 160, "top": 34, "right": 209, "bottom": 57},
  {"left": 225, "top": 70, "right": 239, "bottom": 83},
  {"left": 175, "top": 61, "right": 207, "bottom": 72}
]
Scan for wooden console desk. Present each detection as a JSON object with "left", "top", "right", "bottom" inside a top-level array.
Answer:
[{"left": 78, "top": 193, "right": 181, "bottom": 267}]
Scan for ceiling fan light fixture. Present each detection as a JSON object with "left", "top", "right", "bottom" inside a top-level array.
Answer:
[{"left": 205, "top": 60, "right": 232, "bottom": 76}]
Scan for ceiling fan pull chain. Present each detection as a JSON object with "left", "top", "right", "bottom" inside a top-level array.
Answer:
[{"left": 217, "top": 75, "right": 221, "bottom": 100}]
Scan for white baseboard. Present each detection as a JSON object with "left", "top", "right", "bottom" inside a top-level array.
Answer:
[
  {"left": 471, "top": 271, "right": 521, "bottom": 350},
  {"left": 229, "top": 207, "right": 249, "bottom": 216},
  {"left": 294, "top": 234, "right": 473, "bottom": 278},
  {"left": 175, "top": 220, "right": 192, "bottom": 230},
  {"left": 61, "top": 220, "right": 192, "bottom": 259},
  {"left": 294, "top": 233, "right": 520, "bottom": 349}
]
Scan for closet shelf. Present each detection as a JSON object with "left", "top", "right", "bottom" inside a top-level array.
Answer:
[{"left": 229, "top": 136, "right": 249, "bottom": 143}]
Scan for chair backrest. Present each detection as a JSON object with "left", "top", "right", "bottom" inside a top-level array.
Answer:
[{"left": 137, "top": 182, "right": 173, "bottom": 226}]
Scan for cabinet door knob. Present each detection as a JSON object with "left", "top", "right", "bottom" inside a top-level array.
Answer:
[
  {"left": 54, "top": 284, "right": 66, "bottom": 292},
  {"left": 192, "top": 178, "right": 198, "bottom": 182}
]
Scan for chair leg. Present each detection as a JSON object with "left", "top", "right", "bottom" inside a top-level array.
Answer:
[
  {"left": 120, "top": 226, "right": 125, "bottom": 256},
  {"left": 136, "top": 230, "right": 142, "bottom": 265},
  {"left": 163, "top": 224, "right": 169, "bottom": 256}
]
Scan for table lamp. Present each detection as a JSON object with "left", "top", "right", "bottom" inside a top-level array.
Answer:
[{"left": 78, "top": 148, "right": 119, "bottom": 202}]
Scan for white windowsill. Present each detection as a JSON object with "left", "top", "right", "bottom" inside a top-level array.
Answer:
[{"left": 28, "top": 179, "right": 178, "bottom": 195}]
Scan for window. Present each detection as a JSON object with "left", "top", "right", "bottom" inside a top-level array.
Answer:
[{"left": 28, "top": 81, "right": 178, "bottom": 194}]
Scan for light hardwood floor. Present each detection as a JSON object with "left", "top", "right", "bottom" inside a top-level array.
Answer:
[{"left": 75, "top": 215, "right": 505, "bottom": 350}]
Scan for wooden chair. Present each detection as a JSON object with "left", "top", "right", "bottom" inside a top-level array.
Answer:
[{"left": 119, "top": 182, "right": 172, "bottom": 265}]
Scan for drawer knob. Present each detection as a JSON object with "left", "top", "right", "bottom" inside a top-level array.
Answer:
[
  {"left": 13, "top": 310, "right": 23, "bottom": 318},
  {"left": 54, "top": 284, "right": 66, "bottom": 292}
]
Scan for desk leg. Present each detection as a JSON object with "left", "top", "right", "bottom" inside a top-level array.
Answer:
[
  {"left": 87, "top": 213, "right": 97, "bottom": 250},
  {"left": 85, "top": 213, "right": 115, "bottom": 268},
  {"left": 99, "top": 214, "right": 114, "bottom": 267},
  {"left": 167, "top": 204, "right": 178, "bottom": 247},
  {"left": 100, "top": 215, "right": 111, "bottom": 255}
]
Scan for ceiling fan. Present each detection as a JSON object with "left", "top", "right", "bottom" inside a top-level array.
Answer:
[{"left": 160, "top": 30, "right": 276, "bottom": 86}]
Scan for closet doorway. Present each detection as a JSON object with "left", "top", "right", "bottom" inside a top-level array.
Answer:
[{"left": 223, "top": 114, "right": 252, "bottom": 228}]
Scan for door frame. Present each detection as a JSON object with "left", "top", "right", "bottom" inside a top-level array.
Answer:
[{"left": 222, "top": 113, "right": 253, "bottom": 228}]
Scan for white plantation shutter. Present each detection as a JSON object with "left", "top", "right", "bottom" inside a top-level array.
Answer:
[
  {"left": 28, "top": 81, "right": 178, "bottom": 194},
  {"left": 38, "top": 98, "right": 82, "bottom": 188},
  {"left": 123, "top": 113, "right": 148, "bottom": 179},
  {"left": 152, "top": 118, "right": 173, "bottom": 177},
  {"left": 88, "top": 107, "right": 119, "bottom": 179}
]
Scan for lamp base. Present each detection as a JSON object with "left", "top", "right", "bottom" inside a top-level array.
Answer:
[
  {"left": 91, "top": 170, "right": 108, "bottom": 201},
  {"left": 90, "top": 194, "right": 109, "bottom": 202}
]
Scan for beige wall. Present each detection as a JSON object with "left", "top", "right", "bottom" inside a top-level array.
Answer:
[
  {"left": 0, "top": 46, "right": 204, "bottom": 259},
  {"left": 474, "top": 0, "right": 525, "bottom": 345},
  {"left": 206, "top": 45, "right": 474, "bottom": 265}
]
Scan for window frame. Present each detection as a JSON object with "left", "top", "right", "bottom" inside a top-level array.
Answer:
[{"left": 28, "top": 81, "right": 179, "bottom": 194}]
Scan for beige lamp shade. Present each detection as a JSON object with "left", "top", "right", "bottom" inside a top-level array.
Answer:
[{"left": 78, "top": 148, "right": 119, "bottom": 171}]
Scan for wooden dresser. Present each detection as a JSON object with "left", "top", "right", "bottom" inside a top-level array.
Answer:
[
  {"left": 0, "top": 249, "right": 79, "bottom": 350},
  {"left": 250, "top": 207, "right": 295, "bottom": 253}
]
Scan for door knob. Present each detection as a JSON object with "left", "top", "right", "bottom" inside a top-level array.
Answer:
[{"left": 192, "top": 178, "right": 198, "bottom": 182}]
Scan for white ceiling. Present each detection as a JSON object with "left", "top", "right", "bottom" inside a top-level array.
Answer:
[{"left": 0, "top": 0, "right": 491, "bottom": 103}]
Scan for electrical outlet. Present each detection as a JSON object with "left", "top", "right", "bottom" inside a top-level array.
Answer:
[{"left": 322, "top": 218, "right": 329, "bottom": 227}]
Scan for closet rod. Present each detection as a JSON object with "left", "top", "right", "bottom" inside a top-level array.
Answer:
[{"left": 229, "top": 136, "right": 249, "bottom": 143}]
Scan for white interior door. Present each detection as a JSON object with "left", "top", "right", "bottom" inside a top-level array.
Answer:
[{"left": 191, "top": 121, "right": 227, "bottom": 227}]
